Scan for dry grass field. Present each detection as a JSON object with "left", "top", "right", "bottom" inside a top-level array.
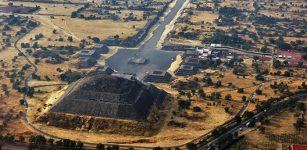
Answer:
[
  {"left": 0, "top": 14, "right": 38, "bottom": 140},
  {"left": 50, "top": 16, "right": 146, "bottom": 40},
  {"left": 190, "top": 11, "right": 218, "bottom": 23},
  {"left": 0, "top": 1, "right": 80, "bottom": 16},
  {"left": 0, "top": 63, "right": 35, "bottom": 140}
]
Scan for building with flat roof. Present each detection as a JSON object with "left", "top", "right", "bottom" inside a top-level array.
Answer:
[
  {"left": 94, "top": 44, "right": 109, "bottom": 54},
  {"left": 79, "top": 57, "right": 92, "bottom": 68},
  {"left": 175, "top": 65, "right": 196, "bottom": 76},
  {"left": 290, "top": 144, "right": 307, "bottom": 150},
  {"left": 210, "top": 43, "right": 222, "bottom": 47},
  {"left": 96, "top": 66, "right": 114, "bottom": 75},
  {"left": 196, "top": 47, "right": 211, "bottom": 57},
  {"left": 184, "top": 50, "right": 199, "bottom": 58},
  {"left": 182, "top": 57, "right": 200, "bottom": 68},
  {"left": 277, "top": 50, "right": 307, "bottom": 66},
  {"left": 79, "top": 50, "right": 100, "bottom": 68},
  {"left": 80, "top": 50, "right": 97, "bottom": 58}
]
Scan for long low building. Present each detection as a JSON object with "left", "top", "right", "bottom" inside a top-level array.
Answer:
[{"left": 182, "top": 57, "right": 200, "bottom": 68}]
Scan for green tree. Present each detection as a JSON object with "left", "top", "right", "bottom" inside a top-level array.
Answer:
[
  {"left": 96, "top": 143, "right": 105, "bottom": 150},
  {"left": 256, "top": 89, "right": 262, "bottom": 95},
  {"left": 67, "top": 36, "right": 73, "bottom": 42},
  {"left": 215, "top": 80, "right": 222, "bottom": 88},
  {"left": 211, "top": 92, "right": 221, "bottom": 100},
  {"left": 191, "top": 89, "right": 196, "bottom": 95},
  {"left": 92, "top": 37, "right": 100, "bottom": 43},
  {"left": 294, "top": 118, "right": 304, "bottom": 130},
  {"left": 237, "top": 88, "right": 244, "bottom": 93},
  {"left": 225, "top": 94, "right": 232, "bottom": 100},
  {"left": 47, "top": 139, "right": 54, "bottom": 146},
  {"left": 178, "top": 100, "right": 191, "bottom": 110},
  {"left": 193, "top": 106, "right": 202, "bottom": 112},
  {"left": 242, "top": 95, "right": 247, "bottom": 102},
  {"left": 186, "top": 142, "right": 197, "bottom": 150},
  {"left": 0, "top": 135, "right": 4, "bottom": 150},
  {"left": 284, "top": 70, "right": 291, "bottom": 77},
  {"left": 153, "top": 147, "right": 163, "bottom": 150},
  {"left": 204, "top": 77, "right": 213, "bottom": 85},
  {"left": 186, "top": 92, "right": 192, "bottom": 100},
  {"left": 77, "top": 141, "right": 84, "bottom": 149},
  {"left": 108, "top": 145, "right": 119, "bottom": 150},
  {"left": 235, "top": 116, "right": 241, "bottom": 124},
  {"left": 198, "top": 89, "right": 206, "bottom": 99},
  {"left": 243, "top": 111, "right": 254, "bottom": 119}
]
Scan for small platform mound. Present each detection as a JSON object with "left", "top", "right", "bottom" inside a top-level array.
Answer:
[
  {"left": 50, "top": 74, "right": 167, "bottom": 121},
  {"left": 128, "top": 55, "right": 147, "bottom": 64}
]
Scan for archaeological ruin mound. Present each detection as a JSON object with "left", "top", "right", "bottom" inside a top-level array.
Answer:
[{"left": 50, "top": 74, "right": 167, "bottom": 121}]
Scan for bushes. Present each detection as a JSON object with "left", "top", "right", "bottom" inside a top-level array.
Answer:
[
  {"left": 168, "top": 120, "right": 187, "bottom": 128},
  {"left": 210, "top": 92, "right": 221, "bottom": 100},
  {"left": 294, "top": 118, "right": 304, "bottom": 130},
  {"left": 253, "top": 14, "right": 278, "bottom": 25},
  {"left": 219, "top": 6, "right": 241, "bottom": 17},
  {"left": 193, "top": 106, "right": 202, "bottom": 112},
  {"left": 59, "top": 70, "right": 84, "bottom": 83},
  {"left": 186, "top": 142, "right": 197, "bottom": 150},
  {"left": 225, "top": 94, "right": 232, "bottom": 101},
  {"left": 256, "top": 89, "right": 263, "bottom": 95},
  {"left": 21, "top": 43, "right": 30, "bottom": 48},
  {"left": 178, "top": 100, "right": 191, "bottom": 109},
  {"left": 172, "top": 80, "right": 199, "bottom": 91},
  {"left": 33, "top": 49, "right": 68, "bottom": 64},
  {"left": 237, "top": 88, "right": 244, "bottom": 93},
  {"left": 284, "top": 71, "right": 291, "bottom": 77},
  {"left": 203, "top": 31, "right": 251, "bottom": 49}
]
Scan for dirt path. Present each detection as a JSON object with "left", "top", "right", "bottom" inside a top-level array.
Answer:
[
  {"left": 64, "top": 19, "right": 81, "bottom": 41},
  {"left": 37, "top": 15, "right": 80, "bottom": 41}
]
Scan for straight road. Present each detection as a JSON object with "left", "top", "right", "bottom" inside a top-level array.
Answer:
[{"left": 106, "top": 0, "right": 188, "bottom": 76}]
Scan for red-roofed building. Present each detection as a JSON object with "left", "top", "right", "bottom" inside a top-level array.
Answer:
[
  {"left": 277, "top": 50, "right": 307, "bottom": 67},
  {"left": 290, "top": 144, "right": 307, "bottom": 150},
  {"left": 259, "top": 56, "right": 272, "bottom": 61}
]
